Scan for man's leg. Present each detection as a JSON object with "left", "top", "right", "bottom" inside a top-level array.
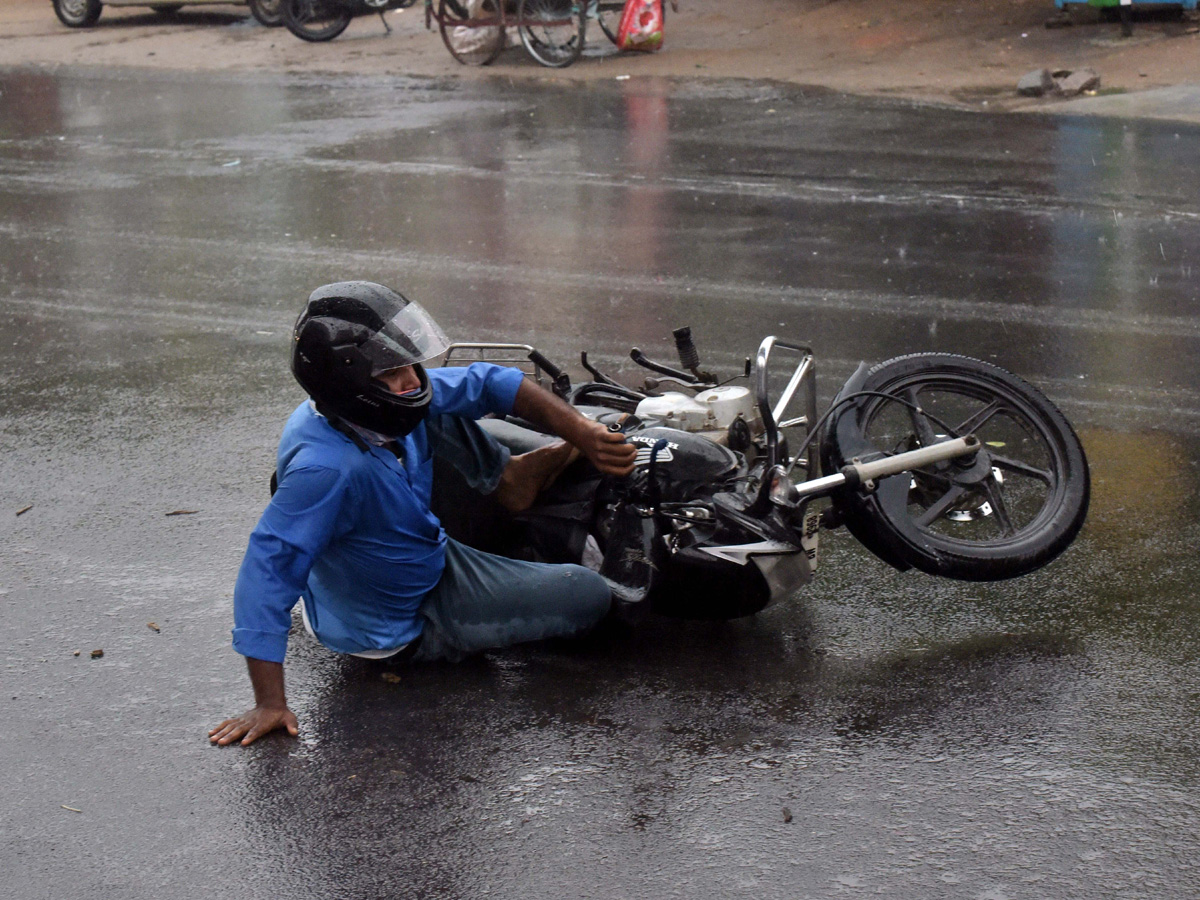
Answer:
[
  {"left": 425, "top": 414, "right": 511, "bottom": 494},
  {"left": 426, "top": 414, "right": 579, "bottom": 512},
  {"left": 413, "top": 538, "right": 611, "bottom": 662}
]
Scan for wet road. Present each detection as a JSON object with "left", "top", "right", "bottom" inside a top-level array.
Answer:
[{"left": 2, "top": 67, "right": 1200, "bottom": 898}]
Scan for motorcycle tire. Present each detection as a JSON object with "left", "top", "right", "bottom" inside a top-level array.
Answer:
[
  {"left": 283, "top": 0, "right": 353, "bottom": 41},
  {"left": 822, "top": 353, "right": 1089, "bottom": 582},
  {"left": 53, "top": 0, "right": 102, "bottom": 27},
  {"left": 250, "top": 0, "right": 286, "bottom": 27}
]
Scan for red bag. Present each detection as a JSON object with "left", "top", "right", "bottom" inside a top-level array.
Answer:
[{"left": 617, "top": 0, "right": 664, "bottom": 52}]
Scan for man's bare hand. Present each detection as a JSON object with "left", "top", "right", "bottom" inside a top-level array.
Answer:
[
  {"left": 574, "top": 420, "right": 637, "bottom": 477},
  {"left": 511, "top": 378, "right": 638, "bottom": 477},
  {"left": 209, "top": 705, "right": 298, "bottom": 746}
]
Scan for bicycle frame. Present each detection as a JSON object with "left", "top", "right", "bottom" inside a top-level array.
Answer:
[{"left": 424, "top": 0, "right": 587, "bottom": 67}]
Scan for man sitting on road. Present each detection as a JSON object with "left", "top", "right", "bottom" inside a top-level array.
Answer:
[{"left": 210, "top": 281, "right": 636, "bottom": 747}]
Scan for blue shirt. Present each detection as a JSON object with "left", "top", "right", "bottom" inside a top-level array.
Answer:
[{"left": 232, "top": 363, "right": 525, "bottom": 663}]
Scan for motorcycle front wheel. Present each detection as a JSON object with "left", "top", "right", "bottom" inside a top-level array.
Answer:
[
  {"left": 282, "top": 0, "right": 353, "bottom": 41},
  {"left": 823, "top": 353, "right": 1090, "bottom": 581}
]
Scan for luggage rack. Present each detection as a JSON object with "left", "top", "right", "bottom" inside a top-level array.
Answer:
[{"left": 440, "top": 342, "right": 552, "bottom": 389}]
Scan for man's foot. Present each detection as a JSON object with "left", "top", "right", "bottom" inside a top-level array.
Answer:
[{"left": 493, "top": 440, "right": 581, "bottom": 513}]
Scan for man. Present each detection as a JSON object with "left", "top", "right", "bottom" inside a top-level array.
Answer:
[{"left": 210, "top": 282, "right": 636, "bottom": 747}]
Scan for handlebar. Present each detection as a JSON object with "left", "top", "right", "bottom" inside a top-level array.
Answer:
[
  {"left": 754, "top": 337, "right": 817, "bottom": 472},
  {"left": 629, "top": 347, "right": 700, "bottom": 384},
  {"left": 527, "top": 349, "right": 571, "bottom": 399}
]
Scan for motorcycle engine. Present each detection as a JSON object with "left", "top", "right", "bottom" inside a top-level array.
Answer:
[{"left": 633, "top": 386, "right": 760, "bottom": 444}]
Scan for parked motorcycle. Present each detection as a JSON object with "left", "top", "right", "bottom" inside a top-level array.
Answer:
[
  {"left": 430, "top": 330, "right": 1090, "bottom": 620},
  {"left": 282, "top": 0, "right": 417, "bottom": 41}
]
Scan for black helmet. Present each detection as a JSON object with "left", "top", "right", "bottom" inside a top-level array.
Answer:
[{"left": 291, "top": 281, "right": 450, "bottom": 437}]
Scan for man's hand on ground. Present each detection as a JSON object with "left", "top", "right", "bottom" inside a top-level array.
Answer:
[
  {"left": 209, "top": 705, "right": 299, "bottom": 746},
  {"left": 211, "top": 657, "right": 295, "bottom": 746}
]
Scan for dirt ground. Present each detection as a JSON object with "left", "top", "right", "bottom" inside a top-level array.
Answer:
[{"left": 2, "top": 0, "right": 1199, "bottom": 109}]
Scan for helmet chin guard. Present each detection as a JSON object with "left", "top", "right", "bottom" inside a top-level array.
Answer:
[{"left": 291, "top": 282, "right": 449, "bottom": 437}]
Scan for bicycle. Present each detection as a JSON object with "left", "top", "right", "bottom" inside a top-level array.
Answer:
[
  {"left": 425, "top": 0, "right": 587, "bottom": 68},
  {"left": 589, "top": 0, "right": 624, "bottom": 45}
]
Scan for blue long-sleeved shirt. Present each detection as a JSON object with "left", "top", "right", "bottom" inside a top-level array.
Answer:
[{"left": 231, "top": 363, "right": 525, "bottom": 663}]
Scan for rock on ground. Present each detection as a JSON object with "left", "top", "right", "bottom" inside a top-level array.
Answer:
[
  {"left": 1058, "top": 67, "right": 1101, "bottom": 96},
  {"left": 1018, "top": 68, "right": 1057, "bottom": 96}
]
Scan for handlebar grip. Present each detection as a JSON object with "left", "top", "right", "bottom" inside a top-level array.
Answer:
[
  {"left": 672, "top": 326, "right": 700, "bottom": 372},
  {"left": 527, "top": 349, "right": 564, "bottom": 381}
]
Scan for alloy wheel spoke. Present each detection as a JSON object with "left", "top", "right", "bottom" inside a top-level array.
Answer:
[
  {"left": 913, "top": 469, "right": 954, "bottom": 490},
  {"left": 915, "top": 484, "right": 969, "bottom": 527},
  {"left": 983, "top": 479, "right": 1016, "bottom": 536},
  {"left": 953, "top": 399, "right": 1003, "bottom": 437},
  {"left": 990, "top": 453, "right": 1053, "bottom": 485}
]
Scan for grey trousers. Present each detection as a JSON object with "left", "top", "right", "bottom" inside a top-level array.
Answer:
[
  {"left": 412, "top": 416, "right": 612, "bottom": 662},
  {"left": 412, "top": 538, "right": 612, "bottom": 662}
]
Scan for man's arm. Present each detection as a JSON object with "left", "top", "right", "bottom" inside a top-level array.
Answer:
[
  {"left": 209, "top": 657, "right": 298, "bottom": 746},
  {"left": 511, "top": 379, "right": 637, "bottom": 476},
  {"left": 213, "top": 462, "right": 351, "bottom": 747}
]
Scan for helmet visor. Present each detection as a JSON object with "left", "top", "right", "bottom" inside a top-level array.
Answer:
[{"left": 361, "top": 302, "right": 451, "bottom": 375}]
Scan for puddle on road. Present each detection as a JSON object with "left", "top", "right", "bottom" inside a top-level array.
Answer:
[{"left": 3, "top": 65, "right": 1200, "bottom": 898}]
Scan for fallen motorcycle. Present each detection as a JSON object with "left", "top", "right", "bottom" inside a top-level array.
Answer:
[{"left": 430, "top": 330, "right": 1090, "bottom": 620}]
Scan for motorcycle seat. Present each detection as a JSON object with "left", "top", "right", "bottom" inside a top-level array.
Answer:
[
  {"left": 478, "top": 406, "right": 626, "bottom": 455},
  {"left": 477, "top": 417, "right": 559, "bottom": 455}
]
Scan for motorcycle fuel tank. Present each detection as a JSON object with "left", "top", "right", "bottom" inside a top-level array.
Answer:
[{"left": 626, "top": 427, "right": 740, "bottom": 480}]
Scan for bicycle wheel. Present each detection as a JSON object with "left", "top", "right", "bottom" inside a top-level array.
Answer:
[
  {"left": 518, "top": 0, "right": 585, "bottom": 66},
  {"left": 282, "top": 0, "right": 353, "bottom": 41},
  {"left": 822, "top": 354, "right": 1090, "bottom": 581},
  {"left": 438, "top": 0, "right": 505, "bottom": 66},
  {"left": 594, "top": 0, "right": 623, "bottom": 44}
]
